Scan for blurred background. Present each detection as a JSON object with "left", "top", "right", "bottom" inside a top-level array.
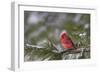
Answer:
[{"left": 24, "top": 11, "right": 90, "bottom": 61}]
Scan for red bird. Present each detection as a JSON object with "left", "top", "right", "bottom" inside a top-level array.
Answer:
[{"left": 60, "top": 30, "right": 75, "bottom": 50}]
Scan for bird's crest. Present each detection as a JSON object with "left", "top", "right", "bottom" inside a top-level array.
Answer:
[{"left": 60, "top": 30, "right": 67, "bottom": 37}]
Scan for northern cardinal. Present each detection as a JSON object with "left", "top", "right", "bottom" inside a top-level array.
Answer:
[{"left": 60, "top": 30, "right": 76, "bottom": 50}]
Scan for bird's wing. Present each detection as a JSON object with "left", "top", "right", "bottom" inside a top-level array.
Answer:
[{"left": 65, "top": 36, "right": 75, "bottom": 48}]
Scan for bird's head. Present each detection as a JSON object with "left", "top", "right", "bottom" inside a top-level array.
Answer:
[{"left": 60, "top": 30, "right": 68, "bottom": 38}]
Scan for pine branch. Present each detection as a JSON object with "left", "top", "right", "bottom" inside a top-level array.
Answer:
[
  {"left": 60, "top": 48, "right": 90, "bottom": 54},
  {"left": 47, "top": 37, "right": 59, "bottom": 51}
]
